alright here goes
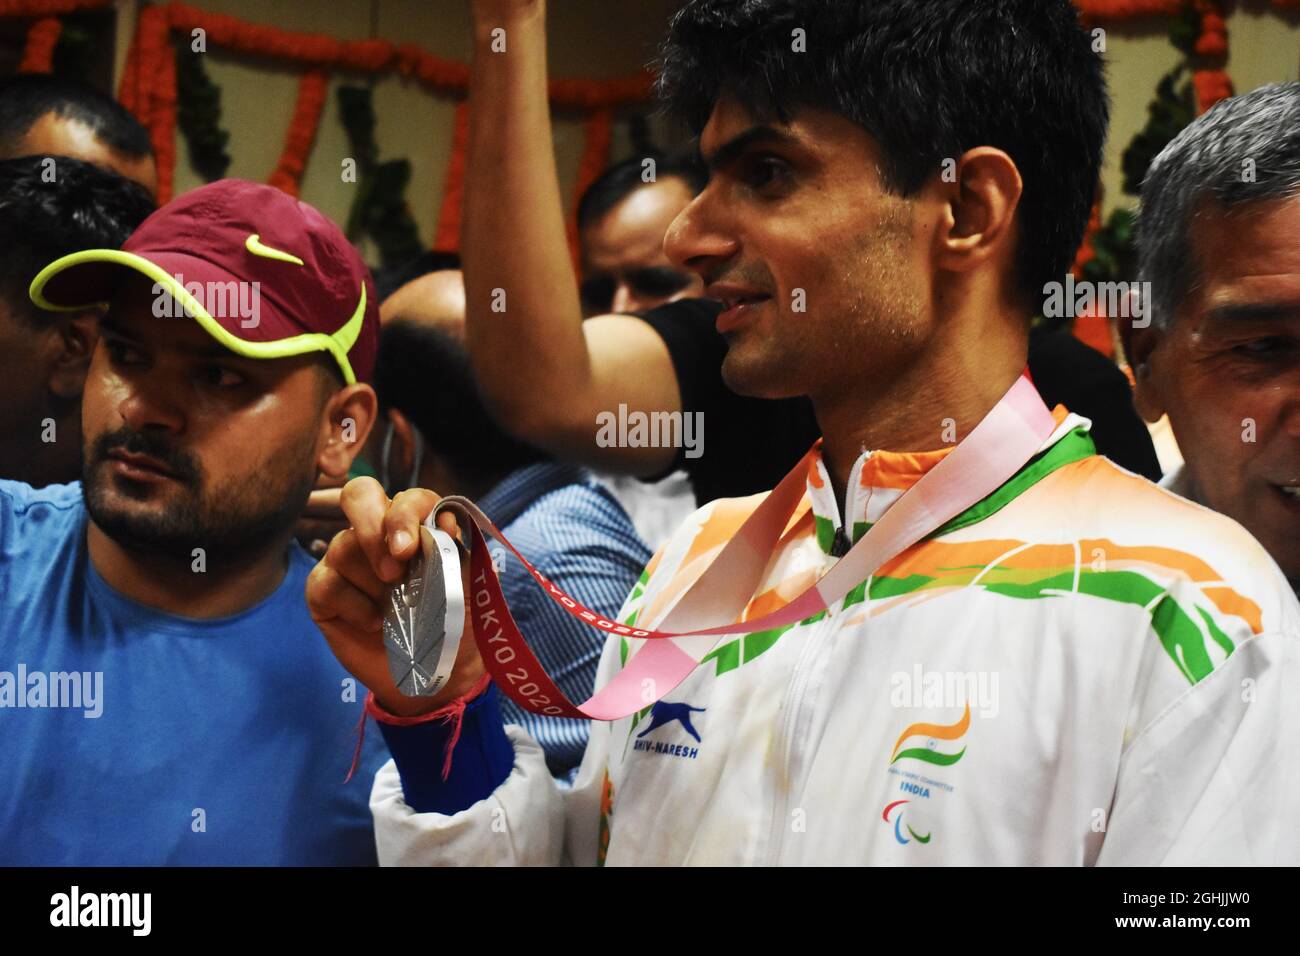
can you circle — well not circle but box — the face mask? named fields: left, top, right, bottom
left=378, top=420, right=426, bottom=497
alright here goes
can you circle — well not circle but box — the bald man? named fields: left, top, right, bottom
left=379, top=269, right=467, bottom=327
left=296, top=269, right=469, bottom=555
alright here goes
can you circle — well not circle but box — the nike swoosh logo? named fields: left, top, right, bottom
left=245, top=234, right=304, bottom=266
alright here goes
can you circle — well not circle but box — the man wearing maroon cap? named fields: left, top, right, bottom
left=0, top=180, right=387, bottom=865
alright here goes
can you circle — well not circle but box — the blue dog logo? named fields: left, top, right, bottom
left=637, top=701, right=706, bottom=743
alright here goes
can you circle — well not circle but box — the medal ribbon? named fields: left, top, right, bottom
left=433, top=375, right=1055, bottom=721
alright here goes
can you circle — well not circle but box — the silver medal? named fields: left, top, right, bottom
left=383, top=518, right=465, bottom=697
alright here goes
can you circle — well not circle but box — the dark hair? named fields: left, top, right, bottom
left=1138, top=82, right=1300, bottom=330
left=0, top=74, right=152, bottom=159
left=373, top=250, right=462, bottom=303
left=0, top=155, right=156, bottom=324
left=576, top=147, right=708, bottom=230
left=374, top=320, right=547, bottom=485
left=656, top=0, right=1110, bottom=307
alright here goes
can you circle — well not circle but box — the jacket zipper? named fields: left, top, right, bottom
left=765, top=461, right=862, bottom=862
left=765, top=602, right=835, bottom=864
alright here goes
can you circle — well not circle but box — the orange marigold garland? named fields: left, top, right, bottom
left=0, top=0, right=109, bottom=15
left=17, top=16, right=61, bottom=72
left=1071, top=0, right=1232, bottom=332
left=1193, top=69, right=1234, bottom=112
left=1191, top=0, right=1232, bottom=114
left=153, top=30, right=179, bottom=203
left=1069, top=197, right=1118, bottom=358
left=1194, top=7, right=1228, bottom=55
left=124, top=8, right=163, bottom=132
left=98, top=2, right=652, bottom=239
left=9, top=0, right=1273, bottom=255
left=433, top=100, right=471, bottom=253
left=117, top=30, right=142, bottom=116
left=133, top=4, right=179, bottom=202
left=567, top=106, right=615, bottom=263
left=158, top=2, right=647, bottom=109
left=398, top=40, right=471, bottom=90
left=1071, top=198, right=1103, bottom=278
left=268, top=70, right=329, bottom=198
left=1073, top=0, right=1186, bottom=22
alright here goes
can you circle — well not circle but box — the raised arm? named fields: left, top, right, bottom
left=462, top=0, right=681, bottom=477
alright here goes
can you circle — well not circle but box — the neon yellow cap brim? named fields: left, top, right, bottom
left=29, top=248, right=363, bottom=386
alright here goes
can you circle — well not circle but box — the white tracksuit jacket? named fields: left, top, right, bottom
left=369, top=413, right=1300, bottom=865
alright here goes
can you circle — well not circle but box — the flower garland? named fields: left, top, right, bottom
left=136, top=2, right=651, bottom=107
left=1069, top=199, right=1121, bottom=357
left=267, top=70, right=329, bottom=199
left=1070, top=0, right=1233, bottom=313
left=104, top=1, right=652, bottom=235
left=9, top=0, right=1291, bottom=256
left=1072, top=1, right=1233, bottom=117
left=1071, top=201, right=1102, bottom=280
left=0, top=0, right=108, bottom=15
left=17, top=16, right=61, bottom=72
left=8, top=0, right=112, bottom=74
left=1074, top=0, right=1186, bottom=20
left=134, top=3, right=178, bottom=201
left=1190, top=0, right=1232, bottom=114
left=433, top=101, right=472, bottom=253
left=117, top=21, right=142, bottom=115
left=567, top=107, right=615, bottom=263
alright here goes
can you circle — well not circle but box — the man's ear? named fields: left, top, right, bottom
left=1120, top=320, right=1167, bottom=424
left=318, top=382, right=378, bottom=479
left=48, top=312, right=99, bottom=401
left=931, top=147, right=1024, bottom=276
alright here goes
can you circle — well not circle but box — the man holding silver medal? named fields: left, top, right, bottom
left=361, top=296, right=651, bottom=782
left=307, top=0, right=1300, bottom=864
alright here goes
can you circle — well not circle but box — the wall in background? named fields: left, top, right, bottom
left=1102, top=4, right=1300, bottom=212
left=158, top=0, right=682, bottom=264
left=97, top=0, right=1300, bottom=261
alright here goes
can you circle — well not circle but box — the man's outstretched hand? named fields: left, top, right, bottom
left=306, top=477, right=485, bottom=717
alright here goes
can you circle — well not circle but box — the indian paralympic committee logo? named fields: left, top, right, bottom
left=881, top=703, right=970, bottom=846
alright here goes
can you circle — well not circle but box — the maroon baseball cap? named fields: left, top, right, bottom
left=29, top=179, right=379, bottom=385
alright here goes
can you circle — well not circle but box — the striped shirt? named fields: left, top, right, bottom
left=477, top=462, right=650, bottom=781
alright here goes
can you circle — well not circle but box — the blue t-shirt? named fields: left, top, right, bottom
left=0, top=480, right=385, bottom=865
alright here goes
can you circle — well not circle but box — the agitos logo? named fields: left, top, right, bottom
left=882, top=703, right=970, bottom=846
left=882, top=800, right=930, bottom=845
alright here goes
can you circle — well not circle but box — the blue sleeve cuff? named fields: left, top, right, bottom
left=376, top=683, right=515, bottom=815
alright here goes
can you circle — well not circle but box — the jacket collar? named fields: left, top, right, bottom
left=802, top=405, right=1087, bottom=555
